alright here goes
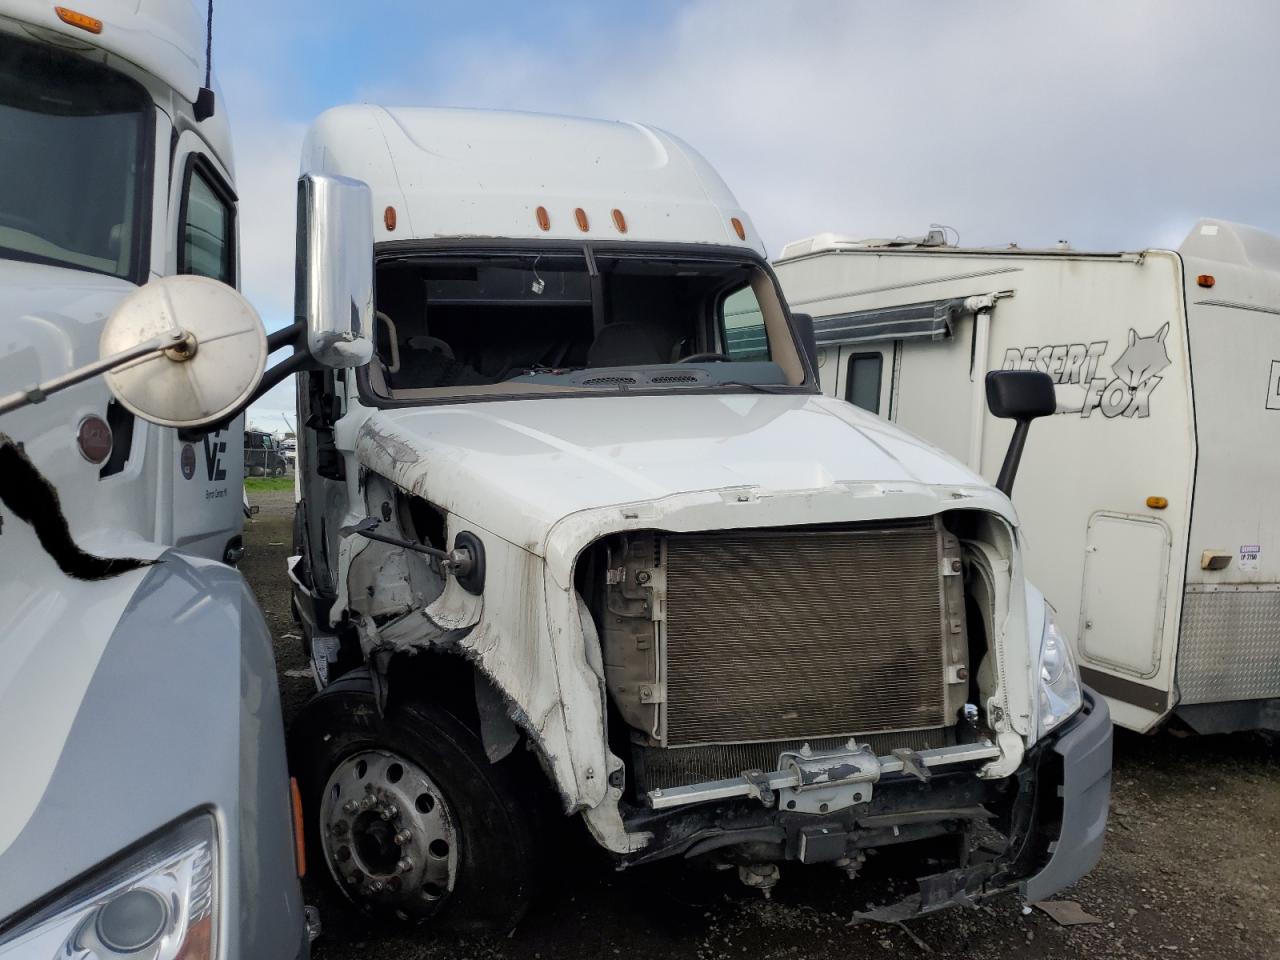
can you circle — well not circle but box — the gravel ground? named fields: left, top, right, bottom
left=242, top=488, right=1280, bottom=960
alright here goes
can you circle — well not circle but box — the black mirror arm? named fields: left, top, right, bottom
left=995, top=418, right=1032, bottom=497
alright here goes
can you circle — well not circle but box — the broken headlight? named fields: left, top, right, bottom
left=0, top=815, right=217, bottom=959
left=1036, top=602, right=1083, bottom=738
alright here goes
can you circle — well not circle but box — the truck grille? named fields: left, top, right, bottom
left=663, top=521, right=949, bottom=746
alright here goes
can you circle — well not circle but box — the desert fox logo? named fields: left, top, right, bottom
left=1113, top=323, right=1171, bottom=391
left=1001, top=323, right=1172, bottom=418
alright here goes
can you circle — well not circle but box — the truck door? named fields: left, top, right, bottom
left=165, top=133, right=244, bottom=559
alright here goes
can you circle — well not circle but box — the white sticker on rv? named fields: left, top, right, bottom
left=1000, top=323, right=1171, bottom=419
left=1240, top=545, right=1261, bottom=571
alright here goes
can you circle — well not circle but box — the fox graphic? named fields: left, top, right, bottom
left=1113, top=323, right=1171, bottom=391
left=1008, top=322, right=1172, bottom=418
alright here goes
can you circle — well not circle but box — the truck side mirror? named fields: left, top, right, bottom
left=0, top=275, right=267, bottom=429
left=790, top=312, right=819, bottom=386
left=985, top=370, right=1055, bottom=496
left=296, top=173, right=375, bottom=369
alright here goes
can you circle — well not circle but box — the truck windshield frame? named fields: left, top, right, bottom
left=0, top=34, right=154, bottom=285
left=359, top=239, right=816, bottom=409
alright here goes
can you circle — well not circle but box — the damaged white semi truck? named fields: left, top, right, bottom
left=286, top=106, right=1112, bottom=930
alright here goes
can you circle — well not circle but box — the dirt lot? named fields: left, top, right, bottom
left=242, top=487, right=1280, bottom=960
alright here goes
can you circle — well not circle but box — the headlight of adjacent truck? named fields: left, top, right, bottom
left=1037, top=602, right=1083, bottom=738
left=0, top=815, right=217, bottom=959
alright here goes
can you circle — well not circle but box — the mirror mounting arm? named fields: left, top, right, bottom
left=984, top=370, right=1056, bottom=498
left=0, top=331, right=187, bottom=418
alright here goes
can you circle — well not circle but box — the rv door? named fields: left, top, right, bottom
left=833, top=343, right=896, bottom=417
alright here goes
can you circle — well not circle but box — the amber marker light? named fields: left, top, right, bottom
left=612, top=208, right=627, bottom=233
left=536, top=206, right=551, bottom=231
left=383, top=206, right=397, bottom=231
left=1146, top=496, right=1169, bottom=509
left=731, top=217, right=746, bottom=241
left=290, top=777, right=306, bottom=877
left=55, top=6, right=102, bottom=32
left=1197, top=274, right=1215, bottom=288
left=574, top=208, right=590, bottom=232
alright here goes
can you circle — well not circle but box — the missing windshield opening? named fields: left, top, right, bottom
left=368, top=246, right=797, bottom=402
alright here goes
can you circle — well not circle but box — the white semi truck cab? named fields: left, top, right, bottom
left=0, top=4, right=342, bottom=956
left=286, top=106, right=1113, bottom=931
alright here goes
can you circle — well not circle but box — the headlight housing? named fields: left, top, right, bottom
left=1037, top=602, right=1083, bottom=738
left=0, top=814, right=217, bottom=959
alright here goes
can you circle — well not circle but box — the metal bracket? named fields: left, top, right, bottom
left=891, top=748, right=933, bottom=783
left=646, top=741, right=1001, bottom=811
left=742, top=769, right=776, bottom=808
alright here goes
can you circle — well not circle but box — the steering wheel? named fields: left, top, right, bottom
left=678, top=352, right=733, bottom=364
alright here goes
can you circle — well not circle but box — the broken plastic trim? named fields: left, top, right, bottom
left=0, top=436, right=151, bottom=580
left=645, top=741, right=1001, bottom=811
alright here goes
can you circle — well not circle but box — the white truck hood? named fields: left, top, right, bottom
left=356, top=392, right=1016, bottom=559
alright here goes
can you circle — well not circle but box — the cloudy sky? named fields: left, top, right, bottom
left=216, top=0, right=1280, bottom=430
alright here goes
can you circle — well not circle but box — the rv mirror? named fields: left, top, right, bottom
left=101, top=276, right=267, bottom=429
left=791, top=312, right=820, bottom=385
left=297, top=173, right=375, bottom=369
left=984, top=370, right=1055, bottom=497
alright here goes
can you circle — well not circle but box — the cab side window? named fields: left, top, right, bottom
left=179, top=157, right=235, bottom=285
left=721, top=285, right=770, bottom=361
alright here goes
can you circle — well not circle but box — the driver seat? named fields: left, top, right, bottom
left=586, top=322, right=664, bottom=367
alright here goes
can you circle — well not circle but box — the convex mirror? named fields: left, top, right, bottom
left=101, top=275, right=267, bottom=429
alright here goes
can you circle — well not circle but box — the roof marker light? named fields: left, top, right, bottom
left=536, top=206, right=551, bottom=231
left=383, top=206, right=397, bottom=232
left=1146, top=496, right=1168, bottom=510
left=55, top=6, right=102, bottom=32
left=574, top=208, right=590, bottom=232
left=731, top=217, right=746, bottom=241
left=612, top=209, right=627, bottom=234
left=1197, top=274, right=1215, bottom=288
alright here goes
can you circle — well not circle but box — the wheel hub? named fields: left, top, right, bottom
left=319, top=749, right=458, bottom=919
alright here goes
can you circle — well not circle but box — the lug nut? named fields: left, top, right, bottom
left=398, top=858, right=414, bottom=874
left=345, top=875, right=358, bottom=886
left=335, top=845, right=352, bottom=862
left=332, top=820, right=349, bottom=836
left=368, top=880, right=385, bottom=893
left=359, top=795, right=378, bottom=811
left=380, top=803, right=400, bottom=821
left=394, top=829, right=413, bottom=846
left=342, top=800, right=359, bottom=814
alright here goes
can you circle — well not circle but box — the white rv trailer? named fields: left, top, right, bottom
left=773, top=220, right=1280, bottom=735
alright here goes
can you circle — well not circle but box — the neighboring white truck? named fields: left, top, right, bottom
left=0, top=4, right=372, bottom=955
left=772, top=220, right=1280, bottom=735
left=287, top=106, right=1112, bottom=931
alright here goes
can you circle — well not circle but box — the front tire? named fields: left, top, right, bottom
left=289, top=671, right=538, bottom=932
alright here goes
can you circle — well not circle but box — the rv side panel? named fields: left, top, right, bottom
left=1177, top=222, right=1280, bottom=718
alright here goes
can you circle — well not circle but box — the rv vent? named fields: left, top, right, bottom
left=582, top=375, right=638, bottom=386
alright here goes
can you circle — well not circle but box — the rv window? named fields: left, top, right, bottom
left=845, top=352, right=882, bottom=413
left=179, top=159, right=236, bottom=285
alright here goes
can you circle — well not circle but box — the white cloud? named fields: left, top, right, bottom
left=230, top=0, right=1280, bottom=427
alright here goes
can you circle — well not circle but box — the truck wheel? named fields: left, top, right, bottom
left=290, top=671, right=537, bottom=932
left=250, top=465, right=265, bottom=477
left=273, top=463, right=287, bottom=477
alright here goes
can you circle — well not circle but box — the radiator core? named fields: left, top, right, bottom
left=661, top=521, right=950, bottom=747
